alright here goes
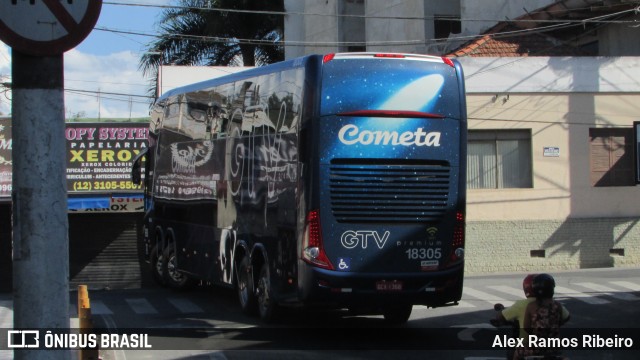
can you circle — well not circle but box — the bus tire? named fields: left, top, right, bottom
left=149, top=244, right=166, bottom=286
left=236, top=255, right=257, bottom=316
left=382, top=303, right=412, bottom=325
left=256, top=263, right=278, bottom=323
left=162, top=245, right=194, bottom=290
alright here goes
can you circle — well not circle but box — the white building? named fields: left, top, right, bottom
left=284, top=0, right=560, bottom=58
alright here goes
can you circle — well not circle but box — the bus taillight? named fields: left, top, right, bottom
left=442, top=57, right=455, bottom=68
left=453, top=211, right=464, bottom=247
left=450, top=211, right=465, bottom=263
left=323, top=53, right=336, bottom=63
left=373, top=53, right=405, bottom=58
left=302, top=210, right=334, bottom=270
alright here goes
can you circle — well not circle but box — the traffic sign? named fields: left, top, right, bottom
left=0, top=0, right=102, bottom=56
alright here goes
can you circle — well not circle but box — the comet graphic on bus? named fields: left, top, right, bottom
left=378, top=74, right=445, bottom=112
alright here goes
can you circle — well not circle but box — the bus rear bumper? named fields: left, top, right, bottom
left=297, top=262, right=464, bottom=309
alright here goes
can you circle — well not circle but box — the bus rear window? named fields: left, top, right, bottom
left=320, top=58, right=461, bottom=119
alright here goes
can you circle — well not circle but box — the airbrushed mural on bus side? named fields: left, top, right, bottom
left=226, top=101, right=298, bottom=204
left=0, top=118, right=11, bottom=199
left=153, top=68, right=301, bottom=206
left=150, top=67, right=303, bottom=285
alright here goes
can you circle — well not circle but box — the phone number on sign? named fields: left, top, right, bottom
left=73, top=181, right=142, bottom=191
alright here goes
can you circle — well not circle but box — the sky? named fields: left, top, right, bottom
left=0, top=0, right=171, bottom=119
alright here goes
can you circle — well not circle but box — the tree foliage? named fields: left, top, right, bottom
left=139, top=0, right=284, bottom=96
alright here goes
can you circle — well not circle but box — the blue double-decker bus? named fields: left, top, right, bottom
left=132, top=52, right=467, bottom=323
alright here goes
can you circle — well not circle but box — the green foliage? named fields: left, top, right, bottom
left=140, top=0, right=284, bottom=101
left=139, top=0, right=284, bottom=84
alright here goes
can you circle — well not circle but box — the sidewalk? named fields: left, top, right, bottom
left=0, top=293, right=83, bottom=360
left=0, top=295, right=11, bottom=360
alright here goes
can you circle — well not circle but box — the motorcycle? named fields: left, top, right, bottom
left=490, top=303, right=519, bottom=360
left=490, top=303, right=568, bottom=360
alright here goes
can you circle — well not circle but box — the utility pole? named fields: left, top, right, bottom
left=11, top=51, right=69, bottom=360
left=0, top=2, right=102, bottom=358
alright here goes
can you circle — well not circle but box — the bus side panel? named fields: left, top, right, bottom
left=143, top=58, right=314, bottom=298
left=151, top=125, right=226, bottom=284
left=222, top=68, right=306, bottom=301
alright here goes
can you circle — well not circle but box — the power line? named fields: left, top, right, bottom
left=93, top=17, right=618, bottom=48
left=467, top=100, right=640, bottom=119
left=65, top=88, right=154, bottom=101
left=66, top=78, right=150, bottom=88
left=0, top=82, right=153, bottom=101
left=468, top=116, right=635, bottom=127
left=94, top=2, right=639, bottom=48
left=459, top=7, right=639, bottom=78
left=94, top=26, right=424, bottom=46
left=103, top=1, right=640, bottom=23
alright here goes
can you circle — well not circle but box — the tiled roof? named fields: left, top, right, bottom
left=447, top=0, right=639, bottom=57
left=448, top=23, right=592, bottom=57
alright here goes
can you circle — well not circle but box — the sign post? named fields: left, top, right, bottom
left=0, top=1, right=101, bottom=359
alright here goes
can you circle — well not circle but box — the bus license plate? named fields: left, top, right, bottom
left=376, top=281, right=402, bottom=292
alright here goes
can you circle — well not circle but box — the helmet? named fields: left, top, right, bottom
left=532, top=273, right=556, bottom=298
left=523, top=274, right=538, bottom=297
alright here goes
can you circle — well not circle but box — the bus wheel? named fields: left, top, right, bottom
left=236, top=256, right=257, bottom=315
left=382, top=303, right=412, bottom=325
left=256, top=263, right=278, bottom=323
left=163, top=246, right=193, bottom=290
left=149, top=244, right=166, bottom=286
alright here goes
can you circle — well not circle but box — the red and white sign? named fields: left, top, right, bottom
left=0, top=0, right=102, bottom=56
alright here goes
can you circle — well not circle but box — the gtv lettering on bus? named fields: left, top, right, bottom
left=338, top=124, right=441, bottom=146
left=341, top=230, right=390, bottom=249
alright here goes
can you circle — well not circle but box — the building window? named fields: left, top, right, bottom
left=467, top=130, right=533, bottom=189
left=346, top=45, right=366, bottom=52
left=589, top=128, right=634, bottom=187
left=339, top=0, right=365, bottom=52
left=434, top=15, right=461, bottom=41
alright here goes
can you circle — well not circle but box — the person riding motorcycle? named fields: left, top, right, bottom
left=491, top=273, right=538, bottom=340
left=515, top=273, right=571, bottom=360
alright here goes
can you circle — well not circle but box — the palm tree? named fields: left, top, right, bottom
left=140, top=0, right=284, bottom=97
